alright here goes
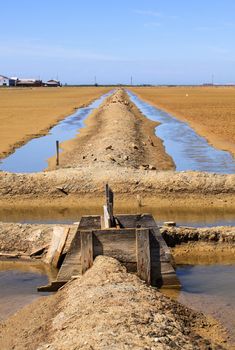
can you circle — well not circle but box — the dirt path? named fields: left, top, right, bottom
left=1, top=89, right=235, bottom=208
left=48, top=89, right=174, bottom=171
left=130, top=86, right=235, bottom=158
left=0, top=256, right=227, bottom=349
left=0, top=87, right=111, bottom=159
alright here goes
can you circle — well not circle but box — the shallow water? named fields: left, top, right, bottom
left=127, top=91, right=235, bottom=174
left=0, top=91, right=113, bottom=173
left=0, top=205, right=234, bottom=227
left=175, top=264, right=235, bottom=342
left=0, top=261, right=57, bottom=321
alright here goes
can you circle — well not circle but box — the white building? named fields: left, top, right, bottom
left=0, top=75, right=9, bottom=86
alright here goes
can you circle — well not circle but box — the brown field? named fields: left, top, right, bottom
left=0, top=87, right=111, bottom=158
left=130, top=86, right=235, bottom=157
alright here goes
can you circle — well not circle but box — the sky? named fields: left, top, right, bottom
left=1, top=0, right=235, bottom=85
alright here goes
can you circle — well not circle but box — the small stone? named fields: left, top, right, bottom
left=149, top=165, right=156, bottom=170
left=131, top=143, right=138, bottom=150
left=123, top=155, right=129, bottom=161
left=164, top=221, right=176, bottom=227
left=105, top=145, right=113, bottom=150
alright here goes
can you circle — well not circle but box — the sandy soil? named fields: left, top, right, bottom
left=48, top=89, right=174, bottom=171
left=0, top=256, right=227, bottom=350
left=130, top=86, right=235, bottom=157
left=0, top=87, right=111, bottom=159
left=1, top=166, right=235, bottom=209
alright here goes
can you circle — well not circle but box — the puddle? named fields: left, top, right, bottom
left=164, top=263, right=235, bottom=343
left=0, top=261, right=57, bottom=321
left=127, top=91, right=235, bottom=174
left=0, top=90, right=113, bottom=173
left=0, top=205, right=234, bottom=227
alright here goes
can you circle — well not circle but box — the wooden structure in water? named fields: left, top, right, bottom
left=38, top=186, right=179, bottom=291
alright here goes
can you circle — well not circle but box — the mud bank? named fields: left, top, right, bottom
left=1, top=168, right=235, bottom=208
left=47, top=89, right=174, bottom=171
left=0, top=256, right=226, bottom=349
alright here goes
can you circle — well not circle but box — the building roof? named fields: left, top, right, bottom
left=0, top=75, right=9, bottom=80
left=47, top=79, right=60, bottom=83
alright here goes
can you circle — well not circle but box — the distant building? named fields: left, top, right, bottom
left=45, top=79, right=61, bottom=87
left=9, top=77, right=18, bottom=86
left=0, top=75, right=9, bottom=86
left=16, top=79, right=43, bottom=87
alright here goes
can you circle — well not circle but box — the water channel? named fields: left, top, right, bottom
left=127, top=91, right=235, bottom=174
left=0, top=90, right=113, bottom=173
left=175, top=264, right=235, bottom=343
left=0, top=261, right=57, bottom=321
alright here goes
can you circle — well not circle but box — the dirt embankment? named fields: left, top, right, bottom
left=1, top=89, right=235, bottom=208
left=161, top=225, right=235, bottom=264
left=1, top=167, right=235, bottom=209
left=0, top=256, right=227, bottom=350
left=48, top=89, right=174, bottom=171
left=1, top=222, right=235, bottom=253
left=130, top=87, right=235, bottom=158
left=0, top=87, right=111, bottom=159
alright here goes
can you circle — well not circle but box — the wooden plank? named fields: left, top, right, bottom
left=136, top=228, right=151, bottom=285
left=51, top=228, right=70, bottom=268
left=56, top=229, right=82, bottom=281
left=93, top=228, right=136, bottom=262
left=79, top=215, right=101, bottom=230
left=103, top=205, right=111, bottom=228
left=105, top=184, right=114, bottom=226
left=81, top=230, right=93, bottom=274
left=44, top=226, right=66, bottom=265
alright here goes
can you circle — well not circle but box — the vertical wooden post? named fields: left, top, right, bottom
left=56, top=140, right=59, bottom=166
left=136, top=228, right=151, bottom=285
left=105, top=184, right=114, bottom=227
left=80, top=230, right=93, bottom=274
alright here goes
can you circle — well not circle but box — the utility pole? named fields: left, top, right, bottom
left=212, top=74, right=214, bottom=85
left=130, top=76, right=133, bottom=86
left=94, top=76, right=97, bottom=85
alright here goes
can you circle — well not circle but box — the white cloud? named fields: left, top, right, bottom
left=144, top=22, right=161, bottom=27
left=134, top=9, right=162, bottom=17
left=0, top=40, right=126, bottom=62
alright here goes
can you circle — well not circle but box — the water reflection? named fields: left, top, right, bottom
left=127, top=91, right=235, bottom=174
left=0, top=91, right=113, bottom=173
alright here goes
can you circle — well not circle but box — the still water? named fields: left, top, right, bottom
left=176, top=264, right=235, bottom=343
left=0, top=91, right=113, bottom=173
left=127, top=91, right=235, bottom=174
left=0, top=261, right=57, bottom=321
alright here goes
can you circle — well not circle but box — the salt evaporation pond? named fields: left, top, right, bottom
left=127, top=91, right=235, bottom=174
left=0, top=90, right=113, bottom=173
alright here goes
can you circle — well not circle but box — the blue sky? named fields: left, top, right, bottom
left=1, top=0, right=235, bottom=85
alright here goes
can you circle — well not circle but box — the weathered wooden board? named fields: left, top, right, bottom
left=81, top=230, right=93, bottom=274
left=44, top=226, right=67, bottom=265
left=136, top=228, right=151, bottom=284
left=93, top=228, right=136, bottom=262
left=57, top=228, right=82, bottom=281
left=52, top=228, right=70, bottom=268
left=79, top=215, right=101, bottom=230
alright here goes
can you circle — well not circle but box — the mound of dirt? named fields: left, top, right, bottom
left=0, top=256, right=226, bottom=350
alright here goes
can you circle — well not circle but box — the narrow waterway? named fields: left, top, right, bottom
left=127, top=91, right=235, bottom=174
left=0, top=90, right=113, bottom=173
left=175, top=264, right=235, bottom=343
left=0, top=205, right=234, bottom=227
left=0, top=261, right=57, bottom=321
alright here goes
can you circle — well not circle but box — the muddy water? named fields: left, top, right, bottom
left=0, top=205, right=234, bottom=227
left=0, top=91, right=113, bottom=173
left=0, top=261, right=57, bottom=321
left=164, top=263, right=235, bottom=344
left=127, top=91, right=235, bottom=174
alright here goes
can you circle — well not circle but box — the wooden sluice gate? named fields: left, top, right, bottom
left=38, top=186, right=180, bottom=291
